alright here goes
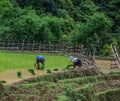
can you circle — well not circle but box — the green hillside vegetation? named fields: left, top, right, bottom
left=0, top=0, right=120, bottom=55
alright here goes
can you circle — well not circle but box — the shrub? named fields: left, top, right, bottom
left=17, top=71, right=22, bottom=78
left=28, top=69, right=36, bottom=75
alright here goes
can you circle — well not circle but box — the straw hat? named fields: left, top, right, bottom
left=69, top=56, right=74, bottom=61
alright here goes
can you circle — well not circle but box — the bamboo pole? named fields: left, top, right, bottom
left=110, top=44, right=120, bottom=69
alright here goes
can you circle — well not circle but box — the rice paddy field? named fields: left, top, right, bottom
left=0, top=51, right=71, bottom=85
left=0, top=51, right=120, bottom=101
left=0, top=51, right=70, bottom=73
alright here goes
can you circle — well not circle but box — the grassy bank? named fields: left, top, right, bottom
left=0, top=51, right=70, bottom=72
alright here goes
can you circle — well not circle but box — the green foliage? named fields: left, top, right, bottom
left=111, top=38, right=118, bottom=46
left=70, top=13, right=112, bottom=55
left=0, top=84, right=9, bottom=97
left=1, top=80, right=7, bottom=83
left=101, top=44, right=111, bottom=56
left=46, top=69, right=52, bottom=73
left=53, top=68, right=59, bottom=71
left=0, top=52, right=70, bottom=73
left=96, top=89, right=120, bottom=101
left=0, top=0, right=120, bottom=55
left=28, top=69, right=36, bottom=75
left=66, top=65, right=72, bottom=70
left=72, top=0, right=98, bottom=22
left=63, top=86, right=86, bottom=101
left=0, top=26, right=10, bottom=40
left=39, top=65, right=45, bottom=70
left=17, top=71, right=22, bottom=78
left=109, top=71, right=120, bottom=76
left=0, top=0, right=14, bottom=17
left=10, top=8, right=41, bottom=41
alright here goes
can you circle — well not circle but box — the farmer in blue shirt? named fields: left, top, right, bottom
left=35, top=55, right=45, bottom=73
left=69, top=56, right=82, bottom=69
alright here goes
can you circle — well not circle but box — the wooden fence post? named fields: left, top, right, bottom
left=32, top=41, right=35, bottom=51
left=48, top=41, right=50, bottom=52
left=27, top=40, right=29, bottom=51
left=7, top=40, right=10, bottom=50
left=39, top=42, right=41, bottom=52
left=17, top=40, right=19, bottom=51
left=93, top=48, right=96, bottom=58
left=21, top=40, right=24, bottom=52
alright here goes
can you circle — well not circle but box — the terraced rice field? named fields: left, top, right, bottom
left=0, top=68, right=120, bottom=101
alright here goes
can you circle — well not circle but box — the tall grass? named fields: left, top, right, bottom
left=0, top=51, right=70, bottom=72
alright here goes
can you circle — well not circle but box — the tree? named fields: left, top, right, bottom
left=0, top=0, right=13, bottom=17
left=9, top=8, right=40, bottom=41
left=101, top=44, right=111, bottom=56
left=35, top=16, right=64, bottom=42
left=70, top=13, right=112, bottom=54
left=0, top=0, right=14, bottom=40
left=72, top=0, right=98, bottom=22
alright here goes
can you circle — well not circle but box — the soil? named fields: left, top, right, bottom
left=93, top=80, right=120, bottom=93
left=95, top=60, right=119, bottom=73
left=0, top=82, right=3, bottom=92
left=0, top=81, right=63, bottom=101
left=0, top=69, right=46, bottom=85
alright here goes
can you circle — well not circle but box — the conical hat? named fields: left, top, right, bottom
left=69, top=56, right=74, bottom=60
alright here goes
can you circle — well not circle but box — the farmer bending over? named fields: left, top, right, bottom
left=69, top=56, right=82, bottom=69
left=35, top=55, right=45, bottom=73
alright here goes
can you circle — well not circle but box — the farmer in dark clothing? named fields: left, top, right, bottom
left=69, top=56, right=82, bottom=69
left=35, top=55, right=45, bottom=73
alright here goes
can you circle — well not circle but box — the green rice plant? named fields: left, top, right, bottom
left=53, top=68, right=59, bottom=71
left=61, top=68, right=66, bottom=71
left=57, top=94, right=67, bottom=101
left=39, top=65, right=45, bottom=70
left=46, top=69, right=52, bottom=73
left=78, top=84, right=97, bottom=101
left=63, top=85, right=86, bottom=101
left=1, top=80, right=7, bottom=83
left=64, top=72, right=72, bottom=78
left=109, top=71, right=120, bottom=76
left=28, top=69, right=36, bottom=75
left=66, top=65, right=72, bottom=70
left=17, top=71, right=22, bottom=78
